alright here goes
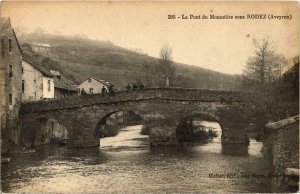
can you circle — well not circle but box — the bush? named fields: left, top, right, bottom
left=140, top=125, right=151, bottom=135
left=207, top=129, right=218, bottom=138
left=99, top=126, right=119, bottom=138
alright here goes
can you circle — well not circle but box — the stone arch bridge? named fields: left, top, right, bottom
left=20, top=88, right=251, bottom=148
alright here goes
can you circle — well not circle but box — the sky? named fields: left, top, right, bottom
left=0, top=1, right=299, bottom=74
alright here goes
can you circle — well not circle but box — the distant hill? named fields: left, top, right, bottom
left=18, top=33, right=237, bottom=90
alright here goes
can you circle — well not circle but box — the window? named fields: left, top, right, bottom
left=8, top=38, right=12, bottom=53
left=9, top=93, right=12, bottom=105
left=89, top=88, right=93, bottom=93
left=77, top=88, right=81, bottom=94
left=88, top=78, right=92, bottom=83
left=34, top=79, right=36, bottom=84
left=48, top=80, right=51, bottom=92
left=1, top=38, right=4, bottom=57
left=22, top=80, right=25, bottom=93
left=9, top=64, right=12, bottom=78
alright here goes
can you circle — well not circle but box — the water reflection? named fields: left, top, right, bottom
left=1, top=124, right=271, bottom=193
left=222, top=143, right=249, bottom=156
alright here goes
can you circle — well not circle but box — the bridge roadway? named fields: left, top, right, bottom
left=20, top=88, right=250, bottom=148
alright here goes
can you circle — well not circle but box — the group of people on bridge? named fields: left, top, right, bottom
left=101, top=84, right=115, bottom=95
left=80, top=84, right=115, bottom=96
left=80, top=81, right=145, bottom=96
left=125, top=81, right=144, bottom=91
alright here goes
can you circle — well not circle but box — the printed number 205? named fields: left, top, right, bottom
left=168, top=15, right=176, bottom=19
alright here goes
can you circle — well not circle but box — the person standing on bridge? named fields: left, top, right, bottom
left=139, top=82, right=144, bottom=89
left=101, top=86, right=108, bottom=96
left=125, top=84, right=131, bottom=91
left=81, top=88, right=87, bottom=95
left=108, top=84, right=115, bottom=95
left=132, top=83, right=138, bottom=90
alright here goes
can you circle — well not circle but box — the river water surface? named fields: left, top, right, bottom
left=1, top=123, right=272, bottom=193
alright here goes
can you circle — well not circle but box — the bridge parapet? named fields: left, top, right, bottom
left=21, top=88, right=246, bottom=113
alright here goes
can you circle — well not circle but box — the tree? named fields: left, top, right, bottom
left=156, top=44, right=176, bottom=86
left=141, top=44, right=195, bottom=88
left=238, top=38, right=293, bottom=132
left=159, top=44, right=175, bottom=77
left=243, top=38, right=286, bottom=88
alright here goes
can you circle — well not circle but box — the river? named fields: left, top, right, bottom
left=1, top=123, right=272, bottom=193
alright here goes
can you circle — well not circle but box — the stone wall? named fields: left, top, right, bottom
left=264, top=115, right=299, bottom=193
left=0, top=18, right=23, bottom=154
left=21, top=60, right=45, bottom=101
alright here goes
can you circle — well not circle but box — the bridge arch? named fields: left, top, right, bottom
left=176, top=111, right=222, bottom=143
left=34, top=117, right=68, bottom=146
left=94, top=110, right=143, bottom=138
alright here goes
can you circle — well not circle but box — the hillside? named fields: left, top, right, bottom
left=18, top=33, right=236, bottom=90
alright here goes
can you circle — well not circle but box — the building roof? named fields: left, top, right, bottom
left=13, top=29, right=23, bottom=56
left=54, top=78, right=77, bottom=91
left=79, top=77, right=110, bottom=87
left=51, top=70, right=77, bottom=91
left=50, top=70, right=61, bottom=76
left=33, top=42, right=51, bottom=48
left=0, top=17, right=23, bottom=55
left=23, top=56, right=54, bottom=77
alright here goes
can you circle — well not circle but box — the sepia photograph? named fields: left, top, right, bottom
left=0, top=0, right=299, bottom=193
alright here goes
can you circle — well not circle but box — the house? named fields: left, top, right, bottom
left=50, top=70, right=77, bottom=99
left=21, top=56, right=54, bottom=101
left=0, top=17, right=23, bottom=152
left=77, top=77, right=110, bottom=94
left=32, top=42, right=51, bottom=53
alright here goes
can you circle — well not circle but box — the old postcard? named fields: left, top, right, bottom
left=0, top=0, right=299, bottom=193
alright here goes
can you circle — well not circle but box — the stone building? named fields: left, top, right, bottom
left=32, top=42, right=51, bottom=53
left=77, top=77, right=110, bottom=94
left=21, top=57, right=55, bottom=101
left=50, top=70, right=77, bottom=99
left=0, top=17, right=23, bottom=153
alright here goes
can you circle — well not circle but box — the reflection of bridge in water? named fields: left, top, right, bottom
left=21, top=88, right=251, bottom=148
